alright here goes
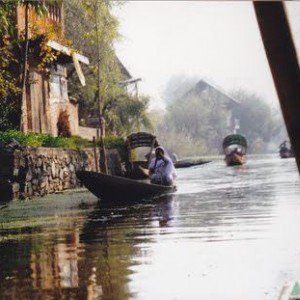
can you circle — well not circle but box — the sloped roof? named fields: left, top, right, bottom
left=186, top=79, right=240, bottom=105
left=116, top=56, right=132, bottom=80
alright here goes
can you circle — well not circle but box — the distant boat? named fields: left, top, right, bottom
left=222, top=134, right=247, bottom=166
left=77, top=170, right=176, bottom=203
left=174, top=158, right=211, bottom=168
left=279, top=140, right=294, bottom=158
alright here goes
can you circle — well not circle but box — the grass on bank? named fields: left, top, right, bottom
left=0, top=130, right=127, bottom=154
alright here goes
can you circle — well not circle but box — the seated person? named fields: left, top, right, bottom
left=148, top=146, right=177, bottom=186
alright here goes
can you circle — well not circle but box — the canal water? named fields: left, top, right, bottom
left=1, top=155, right=300, bottom=300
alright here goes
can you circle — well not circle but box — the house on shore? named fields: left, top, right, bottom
left=14, top=2, right=95, bottom=138
left=184, top=79, right=240, bottom=133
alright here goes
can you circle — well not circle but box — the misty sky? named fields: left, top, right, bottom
left=114, top=1, right=300, bottom=110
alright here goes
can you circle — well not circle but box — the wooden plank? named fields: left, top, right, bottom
left=253, top=2, right=300, bottom=173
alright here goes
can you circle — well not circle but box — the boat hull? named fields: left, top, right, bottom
left=77, top=171, right=175, bottom=203
left=225, top=153, right=246, bottom=166
left=280, top=149, right=294, bottom=159
left=174, top=159, right=211, bottom=168
left=223, top=134, right=247, bottom=166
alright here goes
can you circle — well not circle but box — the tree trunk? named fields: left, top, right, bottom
left=95, top=1, right=108, bottom=174
left=20, top=3, right=29, bottom=132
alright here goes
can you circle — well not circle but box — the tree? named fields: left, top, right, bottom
left=162, top=74, right=198, bottom=105
left=0, top=2, right=22, bottom=130
left=157, top=73, right=281, bottom=156
left=158, top=84, right=229, bottom=156
left=64, top=0, right=152, bottom=137
left=105, top=94, right=153, bottom=135
left=231, top=90, right=281, bottom=153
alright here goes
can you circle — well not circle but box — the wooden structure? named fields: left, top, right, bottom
left=253, top=2, right=300, bottom=173
left=184, top=79, right=240, bottom=133
left=76, top=170, right=175, bottom=204
left=125, top=132, right=159, bottom=179
left=15, top=1, right=89, bottom=137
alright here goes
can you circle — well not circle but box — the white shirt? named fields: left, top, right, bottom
left=149, top=156, right=177, bottom=185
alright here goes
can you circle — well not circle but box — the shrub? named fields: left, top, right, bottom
left=104, top=135, right=127, bottom=161
left=0, top=131, right=128, bottom=156
left=0, top=130, right=90, bottom=150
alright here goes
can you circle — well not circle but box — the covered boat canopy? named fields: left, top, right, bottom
left=126, top=132, right=159, bottom=149
left=222, top=134, right=247, bottom=155
left=125, top=132, right=159, bottom=179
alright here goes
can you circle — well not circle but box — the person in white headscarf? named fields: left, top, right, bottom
left=148, top=146, right=177, bottom=186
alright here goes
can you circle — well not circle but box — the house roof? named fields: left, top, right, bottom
left=46, top=40, right=89, bottom=86
left=47, top=40, right=89, bottom=65
left=187, top=79, right=240, bottom=105
left=116, top=56, right=132, bottom=80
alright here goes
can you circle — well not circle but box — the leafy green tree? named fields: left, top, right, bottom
left=231, top=90, right=281, bottom=153
left=64, top=0, right=152, bottom=137
left=159, top=88, right=229, bottom=156
left=105, top=94, right=153, bottom=135
left=157, top=73, right=283, bottom=156
left=0, top=2, right=22, bottom=130
left=65, top=0, right=121, bottom=127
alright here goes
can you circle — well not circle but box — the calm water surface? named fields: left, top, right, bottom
left=1, top=155, right=300, bottom=299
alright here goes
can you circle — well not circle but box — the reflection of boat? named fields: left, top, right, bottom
left=77, top=170, right=176, bottom=203
left=279, top=141, right=294, bottom=158
left=222, top=134, right=247, bottom=166
left=125, top=132, right=159, bottom=179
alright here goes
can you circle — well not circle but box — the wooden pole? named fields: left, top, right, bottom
left=253, top=1, right=300, bottom=174
left=95, top=1, right=108, bottom=174
left=20, top=3, right=30, bottom=132
left=93, top=136, right=99, bottom=173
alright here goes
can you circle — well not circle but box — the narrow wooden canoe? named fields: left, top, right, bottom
left=76, top=170, right=176, bottom=203
left=174, top=159, right=211, bottom=168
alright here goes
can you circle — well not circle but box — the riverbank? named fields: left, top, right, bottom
left=0, top=188, right=98, bottom=241
left=0, top=144, right=122, bottom=201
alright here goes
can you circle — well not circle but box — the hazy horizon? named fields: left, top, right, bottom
left=114, top=1, right=300, bottom=110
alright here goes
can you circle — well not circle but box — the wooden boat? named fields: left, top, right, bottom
left=125, top=132, right=159, bottom=179
left=279, top=141, right=294, bottom=158
left=77, top=170, right=176, bottom=203
left=174, top=158, right=211, bottom=168
left=222, top=134, right=247, bottom=166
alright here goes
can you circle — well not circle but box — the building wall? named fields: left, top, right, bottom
left=16, top=3, right=64, bottom=39
left=26, top=64, right=80, bottom=137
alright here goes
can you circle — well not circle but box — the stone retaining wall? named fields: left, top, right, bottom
left=0, top=146, right=122, bottom=201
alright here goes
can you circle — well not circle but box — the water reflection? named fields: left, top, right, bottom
left=0, top=193, right=175, bottom=299
left=79, top=194, right=176, bottom=299
left=1, top=156, right=300, bottom=299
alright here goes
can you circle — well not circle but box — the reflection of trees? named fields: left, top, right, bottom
left=0, top=195, right=174, bottom=299
left=80, top=194, right=174, bottom=299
